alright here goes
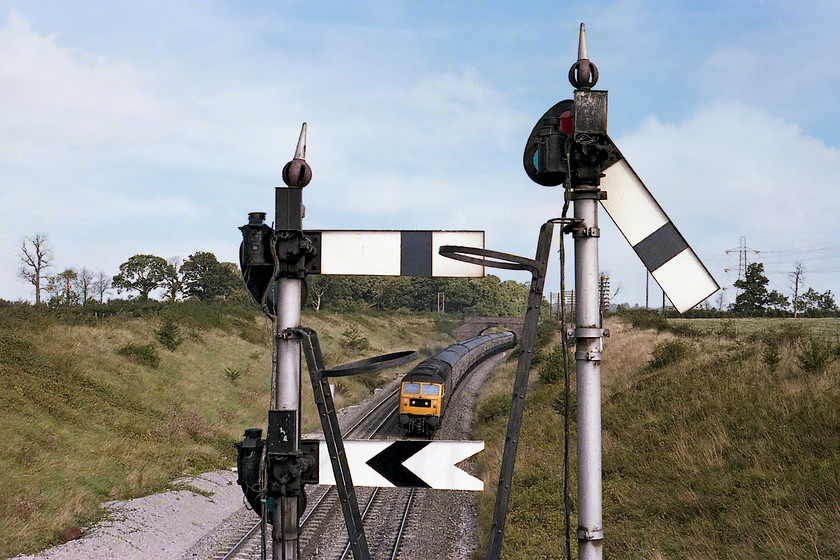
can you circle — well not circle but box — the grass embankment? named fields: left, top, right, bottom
left=0, top=302, right=452, bottom=558
left=475, top=314, right=840, bottom=559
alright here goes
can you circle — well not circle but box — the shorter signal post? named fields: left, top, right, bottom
left=236, top=124, right=491, bottom=560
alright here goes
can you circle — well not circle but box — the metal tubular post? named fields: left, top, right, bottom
left=272, top=278, right=302, bottom=560
left=274, top=278, right=303, bottom=415
left=573, top=191, right=603, bottom=560
left=271, top=174, right=305, bottom=560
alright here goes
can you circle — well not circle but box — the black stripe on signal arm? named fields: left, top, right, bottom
left=633, top=221, right=689, bottom=272
left=400, top=231, right=433, bottom=277
left=366, top=441, right=431, bottom=488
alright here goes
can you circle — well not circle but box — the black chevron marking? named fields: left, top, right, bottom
left=366, top=441, right=432, bottom=488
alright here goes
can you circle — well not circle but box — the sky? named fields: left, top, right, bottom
left=2, top=0, right=840, bottom=309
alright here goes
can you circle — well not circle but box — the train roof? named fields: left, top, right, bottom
left=402, top=359, right=448, bottom=384
left=402, top=330, right=516, bottom=383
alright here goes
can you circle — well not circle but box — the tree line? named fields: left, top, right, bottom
left=729, top=262, right=837, bottom=316
left=305, top=274, right=531, bottom=315
left=17, top=233, right=241, bottom=306
left=20, top=234, right=836, bottom=318
left=16, top=233, right=535, bottom=316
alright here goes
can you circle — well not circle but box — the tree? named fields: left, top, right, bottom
left=18, top=233, right=52, bottom=304
left=789, top=263, right=805, bottom=318
left=112, top=255, right=169, bottom=300
left=91, top=271, right=111, bottom=303
left=732, top=262, right=774, bottom=315
left=47, top=269, right=79, bottom=306
left=308, top=277, right=327, bottom=311
left=180, top=252, right=242, bottom=301
left=73, top=267, right=95, bottom=304
left=161, top=257, right=183, bottom=301
left=800, top=288, right=838, bottom=314
left=766, top=290, right=790, bottom=312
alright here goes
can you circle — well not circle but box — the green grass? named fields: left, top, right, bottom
left=0, top=303, right=447, bottom=558
left=669, top=316, right=840, bottom=339
left=474, top=317, right=840, bottom=559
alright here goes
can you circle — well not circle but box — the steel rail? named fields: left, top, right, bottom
left=219, top=518, right=262, bottom=560
left=339, top=487, right=380, bottom=560
left=390, top=488, right=416, bottom=560
left=344, top=387, right=400, bottom=435
left=218, top=385, right=399, bottom=560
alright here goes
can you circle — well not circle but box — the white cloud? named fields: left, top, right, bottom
left=0, top=11, right=175, bottom=155
left=602, top=100, right=840, bottom=305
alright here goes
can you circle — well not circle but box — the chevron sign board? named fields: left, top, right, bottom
left=309, top=230, right=485, bottom=277
left=599, top=153, right=719, bottom=313
left=317, top=440, right=484, bottom=490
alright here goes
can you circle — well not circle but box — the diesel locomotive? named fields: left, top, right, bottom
left=399, top=330, right=517, bottom=436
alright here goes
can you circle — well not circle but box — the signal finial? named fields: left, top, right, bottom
left=578, top=22, right=589, bottom=61
left=294, top=122, right=307, bottom=160
left=283, top=122, right=312, bottom=188
left=569, top=23, right=599, bottom=90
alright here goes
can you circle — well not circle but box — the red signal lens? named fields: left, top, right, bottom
left=559, top=110, right=574, bottom=135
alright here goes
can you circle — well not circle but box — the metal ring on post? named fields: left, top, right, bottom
left=323, top=350, right=417, bottom=378
left=438, top=245, right=540, bottom=274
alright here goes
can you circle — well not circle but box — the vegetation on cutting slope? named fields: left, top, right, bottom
left=474, top=315, right=840, bottom=559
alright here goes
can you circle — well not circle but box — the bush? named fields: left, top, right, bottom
left=796, top=337, right=839, bottom=373
left=648, top=339, right=695, bottom=369
left=476, top=393, right=511, bottom=425
left=669, top=322, right=700, bottom=338
left=234, top=318, right=267, bottom=346
left=539, top=344, right=567, bottom=385
left=715, top=319, right=738, bottom=339
left=116, top=342, right=160, bottom=369
left=762, top=344, right=781, bottom=368
left=618, top=309, right=669, bottom=331
left=757, top=323, right=808, bottom=348
left=531, top=319, right=560, bottom=365
left=156, top=317, right=183, bottom=351
left=340, top=326, right=369, bottom=353
left=223, top=366, right=241, bottom=383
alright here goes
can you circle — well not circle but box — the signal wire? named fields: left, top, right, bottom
left=560, top=137, right=574, bottom=560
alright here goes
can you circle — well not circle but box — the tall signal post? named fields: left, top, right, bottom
left=522, top=24, right=719, bottom=559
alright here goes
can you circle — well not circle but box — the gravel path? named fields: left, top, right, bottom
left=14, top=471, right=246, bottom=560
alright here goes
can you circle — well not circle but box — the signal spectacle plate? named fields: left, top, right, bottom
left=523, top=99, right=575, bottom=187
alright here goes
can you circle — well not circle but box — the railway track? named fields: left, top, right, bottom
left=210, top=350, right=505, bottom=560
left=212, top=386, right=401, bottom=560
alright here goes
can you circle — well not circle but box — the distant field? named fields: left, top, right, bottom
left=670, top=316, right=840, bottom=338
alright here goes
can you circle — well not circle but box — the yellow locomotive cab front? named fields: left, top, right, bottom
left=399, top=382, right=443, bottom=434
